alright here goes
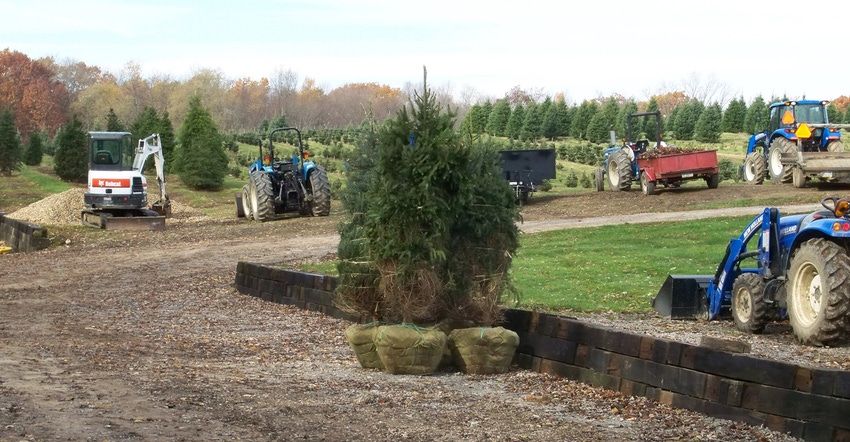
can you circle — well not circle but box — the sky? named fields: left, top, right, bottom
left=3, top=0, right=849, bottom=105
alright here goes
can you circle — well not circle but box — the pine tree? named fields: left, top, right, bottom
left=643, top=97, right=664, bottom=137
left=695, top=103, right=723, bottom=143
left=357, top=69, right=519, bottom=325
left=22, top=131, right=44, bottom=166
left=616, top=100, right=639, bottom=140
left=461, top=103, right=484, bottom=135
left=541, top=100, right=562, bottom=140
left=585, top=111, right=611, bottom=144
left=175, top=95, right=228, bottom=190
left=674, top=100, right=704, bottom=140
left=158, top=111, right=176, bottom=172
left=827, top=103, right=843, bottom=124
left=744, top=96, right=768, bottom=133
left=53, top=115, right=88, bottom=182
left=478, top=100, right=493, bottom=133
left=520, top=102, right=541, bottom=140
left=506, top=103, right=525, bottom=140
left=571, top=100, right=598, bottom=140
left=105, top=108, right=125, bottom=132
left=0, top=109, right=22, bottom=176
left=722, top=97, right=747, bottom=133
left=486, top=99, right=511, bottom=136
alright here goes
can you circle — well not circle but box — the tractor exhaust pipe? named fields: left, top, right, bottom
left=651, top=274, right=712, bottom=320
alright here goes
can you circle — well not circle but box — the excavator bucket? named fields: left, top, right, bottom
left=651, top=274, right=712, bottom=319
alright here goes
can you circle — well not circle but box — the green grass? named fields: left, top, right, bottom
left=510, top=215, right=754, bottom=313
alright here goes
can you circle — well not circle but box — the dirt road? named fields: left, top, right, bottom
left=1, top=182, right=844, bottom=441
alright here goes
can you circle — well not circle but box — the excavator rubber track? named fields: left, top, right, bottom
left=81, top=209, right=166, bottom=231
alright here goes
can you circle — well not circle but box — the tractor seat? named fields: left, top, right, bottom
left=94, top=150, right=114, bottom=164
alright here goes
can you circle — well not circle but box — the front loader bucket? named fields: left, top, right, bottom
left=651, top=274, right=712, bottom=319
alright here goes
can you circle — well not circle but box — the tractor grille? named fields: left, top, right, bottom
left=132, top=177, right=144, bottom=193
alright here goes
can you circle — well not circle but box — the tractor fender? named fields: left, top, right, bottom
left=301, top=161, right=317, bottom=181
left=789, top=218, right=850, bottom=254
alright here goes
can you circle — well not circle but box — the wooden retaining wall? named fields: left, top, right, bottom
left=0, top=213, right=51, bottom=253
left=234, top=261, right=850, bottom=442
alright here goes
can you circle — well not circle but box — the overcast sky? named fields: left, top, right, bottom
left=3, top=0, right=848, bottom=105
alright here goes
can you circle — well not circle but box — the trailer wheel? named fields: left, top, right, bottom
left=768, top=138, right=795, bottom=183
left=742, top=152, right=765, bottom=185
left=706, top=173, right=720, bottom=189
left=241, top=184, right=253, bottom=220
left=594, top=167, right=605, bottom=192
left=249, top=171, right=275, bottom=222
left=307, top=165, right=331, bottom=216
left=640, top=171, right=655, bottom=195
left=731, top=273, right=769, bottom=334
left=607, top=149, right=632, bottom=191
left=787, top=238, right=850, bottom=346
left=827, top=140, right=845, bottom=152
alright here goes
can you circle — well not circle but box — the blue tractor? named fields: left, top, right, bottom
left=652, top=196, right=850, bottom=346
left=742, top=100, right=849, bottom=187
left=235, top=127, right=330, bottom=222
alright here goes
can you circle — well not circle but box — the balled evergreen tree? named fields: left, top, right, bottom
left=22, top=131, right=44, bottom=166
left=175, top=95, right=228, bottom=190
left=0, top=109, right=22, bottom=176
left=356, top=68, right=520, bottom=325
left=53, top=115, right=88, bottom=182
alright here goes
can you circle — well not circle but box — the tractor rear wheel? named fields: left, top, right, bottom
left=307, top=165, right=331, bottom=216
left=768, top=138, right=795, bottom=183
left=606, top=149, right=632, bottom=191
left=731, top=273, right=769, bottom=334
left=249, top=171, right=275, bottom=222
left=241, top=184, right=253, bottom=220
left=787, top=238, right=850, bottom=346
left=827, top=140, right=845, bottom=152
left=743, top=152, right=765, bottom=185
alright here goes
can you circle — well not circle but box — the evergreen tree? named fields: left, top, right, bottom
left=175, top=95, right=228, bottom=190
left=827, top=102, right=843, bottom=124
left=53, top=115, right=88, bottom=182
left=616, top=100, right=639, bottom=140
left=271, top=114, right=287, bottom=129
left=541, top=99, right=564, bottom=140
left=131, top=107, right=160, bottom=142
left=461, top=103, right=485, bottom=135
left=478, top=100, right=493, bottom=133
left=486, top=99, right=511, bottom=136
left=722, top=97, right=747, bottom=133
left=585, top=111, right=611, bottom=144
left=358, top=70, right=519, bottom=325
left=695, top=103, right=723, bottom=143
left=744, top=96, right=768, bottom=133
left=642, top=97, right=664, bottom=138
left=105, top=108, right=125, bottom=132
left=0, top=109, right=22, bottom=176
left=673, top=100, right=704, bottom=140
left=600, top=97, right=619, bottom=131
left=520, top=102, right=542, bottom=140
left=563, top=105, right=577, bottom=138
left=571, top=100, right=599, bottom=140
left=22, top=131, right=44, bottom=166
left=158, top=111, right=176, bottom=172
left=506, top=103, right=525, bottom=140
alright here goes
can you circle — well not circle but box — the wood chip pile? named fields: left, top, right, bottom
left=638, top=146, right=703, bottom=160
left=8, top=188, right=207, bottom=226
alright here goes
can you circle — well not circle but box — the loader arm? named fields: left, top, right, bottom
left=132, top=134, right=171, bottom=216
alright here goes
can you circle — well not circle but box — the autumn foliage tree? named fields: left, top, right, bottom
left=0, top=49, right=69, bottom=139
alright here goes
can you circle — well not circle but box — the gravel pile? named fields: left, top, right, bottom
left=8, top=187, right=208, bottom=226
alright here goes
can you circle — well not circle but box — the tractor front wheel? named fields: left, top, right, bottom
left=307, top=165, right=331, bottom=216
left=607, top=149, right=632, bottom=191
left=743, top=152, right=766, bottom=185
left=731, top=273, right=769, bottom=334
left=768, top=138, right=795, bottom=183
left=249, top=171, right=275, bottom=222
left=787, top=239, right=850, bottom=346
left=241, top=184, right=253, bottom=220
left=594, top=167, right=604, bottom=192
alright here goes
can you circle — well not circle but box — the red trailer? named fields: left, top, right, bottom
left=636, top=149, right=719, bottom=195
